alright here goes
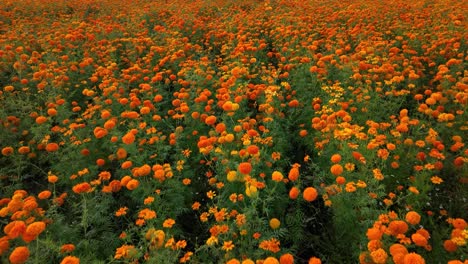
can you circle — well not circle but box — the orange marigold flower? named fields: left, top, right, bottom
left=443, top=240, right=458, bottom=252
left=0, top=236, right=9, bottom=255
left=122, top=132, right=135, bottom=145
left=289, top=186, right=300, bottom=199
left=303, top=187, right=318, bottom=202
left=452, top=218, right=467, bottom=229
left=238, top=162, right=252, bottom=175
left=60, top=256, right=80, bottom=264
left=126, top=179, right=139, bottom=190
left=259, top=238, right=280, bottom=253
left=411, top=233, right=428, bottom=247
left=226, top=259, right=240, bottom=264
left=72, top=182, right=92, bottom=194
left=288, top=167, right=299, bottom=181
left=18, top=146, right=30, bottom=154
left=116, top=148, right=128, bottom=160
left=222, top=240, right=235, bottom=251
left=272, top=171, right=284, bottom=182
left=389, top=243, right=408, bottom=256
left=4, top=221, right=26, bottom=239
left=163, top=218, right=175, bottom=228
left=330, top=154, right=342, bottom=163
left=205, top=115, right=217, bottom=125
left=246, top=145, right=259, bottom=155
left=279, top=253, right=294, bottom=264
left=45, top=143, right=59, bottom=152
left=308, top=257, right=321, bottom=264
left=405, top=211, right=421, bottom=225
left=264, top=257, right=280, bottom=264
left=402, top=253, right=425, bottom=264
left=60, top=244, right=76, bottom=253
left=370, top=248, right=388, bottom=264
left=2, top=146, right=14, bottom=156
left=330, top=164, right=343, bottom=176
left=367, top=227, right=383, bottom=240
left=25, top=221, right=46, bottom=237
left=114, top=245, right=137, bottom=259
left=388, top=220, right=408, bottom=236
left=9, top=246, right=30, bottom=264
left=38, top=190, right=52, bottom=200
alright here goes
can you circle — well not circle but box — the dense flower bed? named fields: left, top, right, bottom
left=0, top=0, right=467, bottom=263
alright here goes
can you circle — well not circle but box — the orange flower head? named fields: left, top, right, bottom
left=263, top=257, right=280, bottom=264
left=238, top=162, right=252, bottom=175
left=288, top=167, right=299, bottom=181
left=330, top=164, right=343, bottom=176
left=405, top=211, right=421, bottom=225
left=9, top=246, right=30, bottom=264
left=402, top=253, right=425, bottom=264
left=289, top=187, right=300, bottom=199
left=60, top=256, right=80, bottom=264
left=272, top=171, right=284, bottom=182
left=279, top=253, right=294, bottom=264
left=25, top=221, right=46, bottom=237
left=303, top=187, right=318, bottom=202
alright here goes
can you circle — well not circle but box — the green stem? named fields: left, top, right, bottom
left=82, top=195, right=88, bottom=237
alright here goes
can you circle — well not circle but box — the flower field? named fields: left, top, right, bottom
left=0, top=0, right=467, bottom=263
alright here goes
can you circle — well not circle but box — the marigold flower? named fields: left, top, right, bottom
left=269, top=218, right=281, bottom=229
left=114, top=245, right=137, bottom=259
left=9, top=246, right=30, bottom=264
left=443, top=239, right=458, bottom=252
left=122, top=132, right=135, bottom=145
left=308, top=257, right=321, bottom=264
left=226, top=259, right=240, bottom=264
left=389, top=243, right=408, bottom=256
left=38, top=190, right=52, bottom=200
left=72, top=182, right=92, bottom=194
left=279, top=253, right=294, bottom=264
left=402, top=253, right=425, bottom=264
left=238, top=162, right=252, bottom=174
left=4, top=221, right=26, bottom=239
left=405, top=211, right=421, bottom=225
left=330, top=154, right=342, bottom=163
left=272, top=171, right=284, bottom=182
left=2, top=146, right=14, bottom=156
left=288, top=167, right=299, bottom=181
left=388, top=220, right=409, bottom=236
left=452, top=218, right=467, bottom=229
left=60, top=244, right=76, bottom=253
left=163, top=218, right=175, bottom=228
left=264, top=257, right=279, bottom=264
left=366, top=227, right=383, bottom=240
left=45, top=143, right=59, bottom=152
left=60, top=256, right=80, bottom=264
left=222, top=240, right=235, bottom=251
left=330, top=164, right=343, bottom=176
left=25, top=221, right=46, bottom=237
left=205, top=115, right=217, bottom=125
left=289, top=186, right=300, bottom=199
left=411, top=233, right=428, bottom=247
left=126, top=179, right=139, bottom=190
left=0, top=236, right=9, bottom=255
left=370, top=248, right=388, bottom=264
left=259, top=238, right=280, bottom=253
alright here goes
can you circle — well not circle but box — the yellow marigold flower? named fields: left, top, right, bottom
left=269, top=218, right=281, bottom=229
